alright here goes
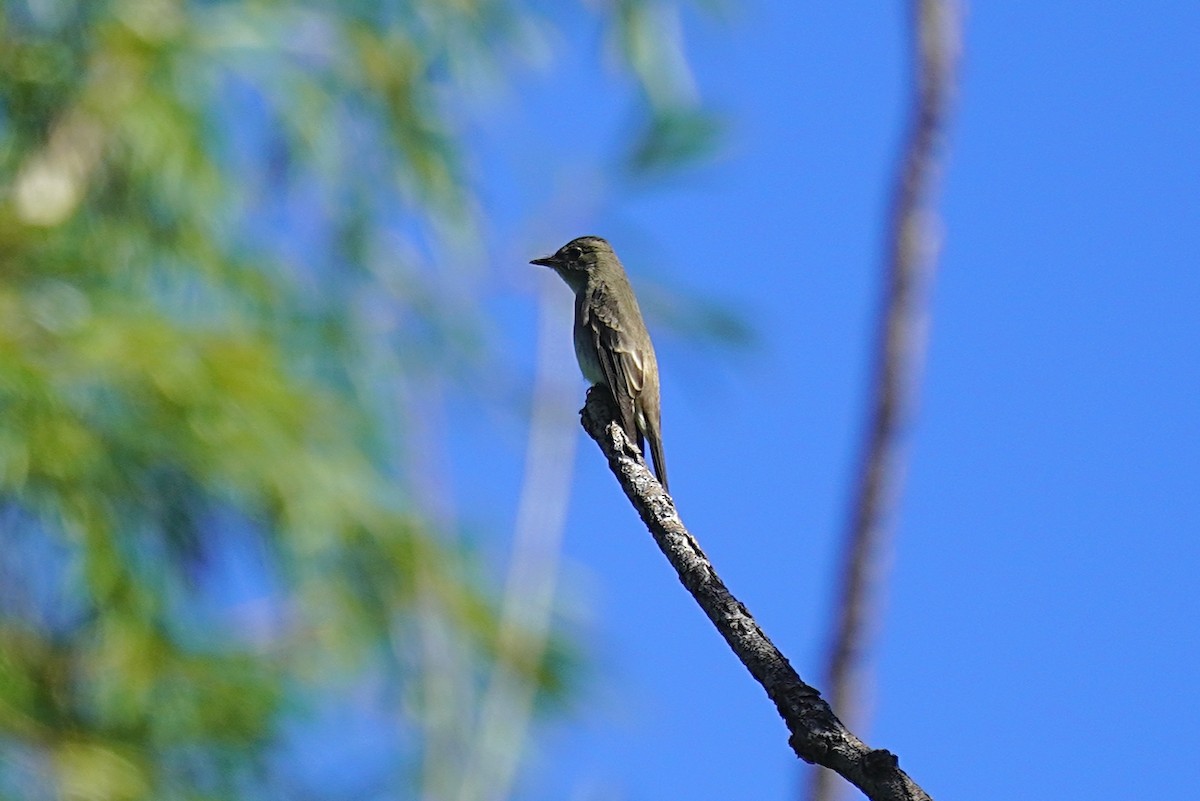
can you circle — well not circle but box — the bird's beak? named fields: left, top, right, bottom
left=529, top=254, right=559, bottom=267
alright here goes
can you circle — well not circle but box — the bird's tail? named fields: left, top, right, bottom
left=647, top=430, right=669, bottom=492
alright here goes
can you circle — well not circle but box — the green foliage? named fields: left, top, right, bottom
left=627, top=105, right=724, bottom=175
left=609, top=0, right=724, bottom=176
left=0, top=0, right=715, bottom=798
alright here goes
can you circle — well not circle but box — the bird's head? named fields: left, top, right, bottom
left=530, top=236, right=614, bottom=291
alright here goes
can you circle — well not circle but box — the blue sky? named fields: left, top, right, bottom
left=461, top=3, right=1199, bottom=799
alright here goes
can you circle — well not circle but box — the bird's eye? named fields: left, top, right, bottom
left=564, top=246, right=583, bottom=262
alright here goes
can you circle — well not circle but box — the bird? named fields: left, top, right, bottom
left=531, top=235, right=669, bottom=491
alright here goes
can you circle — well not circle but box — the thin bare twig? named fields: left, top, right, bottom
left=809, top=3, right=961, bottom=800
left=580, top=387, right=933, bottom=801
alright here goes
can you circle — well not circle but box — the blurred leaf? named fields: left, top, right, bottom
left=626, top=105, right=724, bottom=175
left=54, top=740, right=149, bottom=801
left=640, top=281, right=755, bottom=350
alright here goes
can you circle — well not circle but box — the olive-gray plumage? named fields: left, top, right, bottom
left=530, top=236, right=668, bottom=491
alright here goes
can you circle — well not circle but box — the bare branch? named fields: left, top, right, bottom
left=459, top=279, right=579, bottom=801
left=580, top=387, right=933, bottom=801
left=810, top=2, right=961, bottom=800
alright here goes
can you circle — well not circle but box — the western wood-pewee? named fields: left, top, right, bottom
left=531, top=236, right=669, bottom=491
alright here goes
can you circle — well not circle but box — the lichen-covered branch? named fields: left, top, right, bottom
left=579, top=387, right=933, bottom=801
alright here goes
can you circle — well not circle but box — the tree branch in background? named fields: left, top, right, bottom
left=810, top=3, right=961, bottom=800
left=457, top=278, right=580, bottom=801
left=579, top=387, right=933, bottom=801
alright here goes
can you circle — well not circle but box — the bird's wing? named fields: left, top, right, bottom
left=587, top=284, right=647, bottom=446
